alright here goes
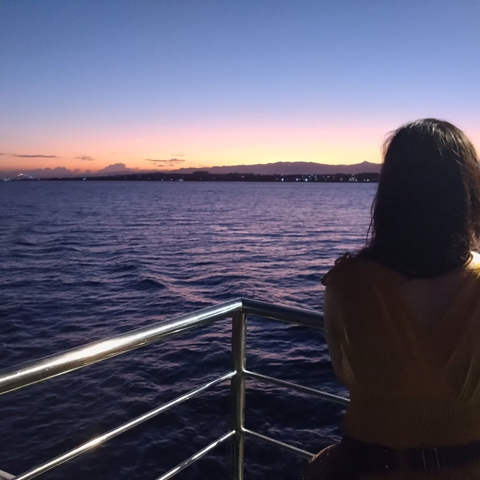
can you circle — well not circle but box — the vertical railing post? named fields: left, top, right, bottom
left=230, top=311, right=246, bottom=480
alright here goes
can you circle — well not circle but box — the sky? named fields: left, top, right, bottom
left=1, top=0, right=480, bottom=177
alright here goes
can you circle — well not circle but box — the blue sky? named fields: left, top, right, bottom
left=1, top=0, right=479, bottom=176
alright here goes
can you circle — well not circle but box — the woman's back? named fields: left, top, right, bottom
left=396, top=252, right=480, bottom=331
left=324, top=253, right=480, bottom=450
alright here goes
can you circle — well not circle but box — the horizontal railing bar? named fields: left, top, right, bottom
left=0, top=299, right=243, bottom=395
left=241, top=298, right=324, bottom=330
left=0, top=299, right=323, bottom=396
left=243, top=428, right=314, bottom=459
left=244, top=370, right=349, bottom=406
left=0, top=469, right=14, bottom=480
left=12, top=372, right=235, bottom=480
left=155, top=430, right=235, bottom=480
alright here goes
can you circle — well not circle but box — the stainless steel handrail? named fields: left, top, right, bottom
left=0, top=298, right=348, bottom=480
left=156, top=431, right=236, bottom=480
left=0, top=470, right=14, bottom=480
left=0, top=298, right=244, bottom=396
left=0, top=298, right=321, bottom=396
left=244, top=369, right=349, bottom=406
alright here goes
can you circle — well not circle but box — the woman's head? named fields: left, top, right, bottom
left=366, top=118, right=480, bottom=277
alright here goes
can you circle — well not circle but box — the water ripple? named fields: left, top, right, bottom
left=0, top=181, right=375, bottom=480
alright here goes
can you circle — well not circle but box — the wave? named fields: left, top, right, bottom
left=0, top=181, right=375, bottom=479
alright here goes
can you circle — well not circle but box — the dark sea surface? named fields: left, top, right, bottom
left=0, top=181, right=375, bottom=480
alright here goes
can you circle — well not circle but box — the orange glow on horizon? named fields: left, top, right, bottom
left=0, top=120, right=388, bottom=174
left=2, top=119, right=479, bottom=174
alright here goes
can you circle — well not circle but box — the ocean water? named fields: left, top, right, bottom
left=0, top=181, right=376, bottom=479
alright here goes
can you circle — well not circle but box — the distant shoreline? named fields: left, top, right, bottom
left=6, top=171, right=380, bottom=183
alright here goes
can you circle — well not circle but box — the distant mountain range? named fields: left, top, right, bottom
left=170, top=161, right=381, bottom=175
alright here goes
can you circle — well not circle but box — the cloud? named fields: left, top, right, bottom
left=144, top=158, right=185, bottom=167
left=145, top=158, right=185, bottom=163
left=13, top=154, right=59, bottom=158
left=76, top=155, right=95, bottom=162
left=97, top=163, right=132, bottom=174
left=170, top=153, right=186, bottom=157
left=42, top=167, right=73, bottom=175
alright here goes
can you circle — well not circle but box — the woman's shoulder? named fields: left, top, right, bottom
left=322, top=252, right=369, bottom=286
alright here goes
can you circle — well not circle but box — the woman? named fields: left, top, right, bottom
left=304, top=119, right=480, bottom=479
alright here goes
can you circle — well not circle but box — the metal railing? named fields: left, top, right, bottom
left=0, top=298, right=349, bottom=480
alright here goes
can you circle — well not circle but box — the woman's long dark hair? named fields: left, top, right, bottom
left=362, top=118, right=480, bottom=277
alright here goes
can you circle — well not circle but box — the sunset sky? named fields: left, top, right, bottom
left=1, top=0, right=480, bottom=177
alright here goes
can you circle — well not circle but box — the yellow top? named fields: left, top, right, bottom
left=323, top=254, right=480, bottom=478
